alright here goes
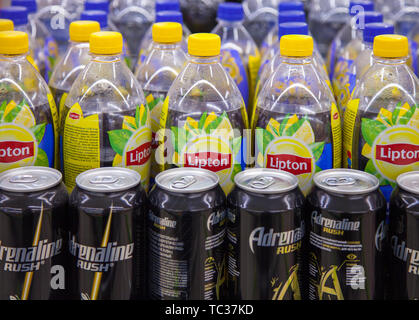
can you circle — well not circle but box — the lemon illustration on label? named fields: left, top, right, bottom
left=109, top=104, right=152, bottom=190
left=171, top=111, right=243, bottom=195
left=0, top=100, right=50, bottom=173
left=362, top=103, right=419, bottom=184
left=256, top=114, right=328, bottom=195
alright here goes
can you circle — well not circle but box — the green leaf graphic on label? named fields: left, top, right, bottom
left=31, top=123, right=46, bottom=143
left=135, top=106, right=141, bottom=128
left=205, top=111, right=227, bottom=134
left=147, top=97, right=163, bottom=111
left=0, top=101, right=7, bottom=121
left=140, top=105, right=148, bottom=126
left=256, top=128, right=274, bottom=156
left=108, top=129, right=133, bottom=156
left=361, top=118, right=387, bottom=146
left=171, top=126, right=187, bottom=154
left=397, top=104, right=416, bottom=125
left=391, top=102, right=402, bottom=126
left=231, top=137, right=242, bottom=156
left=364, top=159, right=390, bottom=186
left=315, top=165, right=322, bottom=173
left=267, top=122, right=280, bottom=137
left=198, top=112, right=208, bottom=130
left=311, top=142, right=325, bottom=161
left=3, top=101, right=24, bottom=123
left=35, top=149, right=49, bottom=167
left=279, top=114, right=291, bottom=136
left=285, top=117, right=307, bottom=137
left=231, top=164, right=242, bottom=182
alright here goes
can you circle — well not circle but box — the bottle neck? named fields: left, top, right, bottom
left=372, top=55, right=408, bottom=65
left=281, top=55, right=313, bottom=65
left=152, top=42, right=181, bottom=51
left=0, top=53, right=29, bottom=61
left=91, top=54, right=122, bottom=63
left=363, top=41, right=373, bottom=50
left=218, top=19, right=244, bottom=27
left=189, top=55, right=220, bottom=64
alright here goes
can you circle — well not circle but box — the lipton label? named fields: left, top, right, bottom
left=63, top=103, right=152, bottom=191
left=169, top=111, right=245, bottom=195
left=255, top=110, right=341, bottom=195
left=0, top=100, right=55, bottom=173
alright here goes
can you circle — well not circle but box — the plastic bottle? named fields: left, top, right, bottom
left=343, top=35, right=419, bottom=200
left=260, top=1, right=305, bottom=56
left=62, top=31, right=151, bottom=191
left=159, top=33, right=249, bottom=195
left=390, top=0, right=419, bottom=36
left=308, top=0, right=349, bottom=59
left=332, top=11, right=383, bottom=113
left=137, top=11, right=189, bottom=68
left=326, top=1, right=375, bottom=78
left=344, top=23, right=394, bottom=111
left=80, top=10, right=133, bottom=69
left=0, top=6, right=45, bottom=77
left=134, top=22, right=188, bottom=184
left=0, top=31, right=59, bottom=173
left=11, top=0, right=59, bottom=82
left=84, top=0, right=119, bottom=31
left=35, top=0, right=85, bottom=57
left=253, top=35, right=342, bottom=196
left=257, top=22, right=332, bottom=104
left=49, top=21, right=101, bottom=119
left=109, top=0, right=155, bottom=68
left=212, top=2, right=261, bottom=115
left=180, top=0, right=223, bottom=33
left=242, top=0, right=279, bottom=47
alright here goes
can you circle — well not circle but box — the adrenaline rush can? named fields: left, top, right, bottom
left=0, top=167, right=68, bottom=300
left=306, top=169, right=387, bottom=300
left=226, top=168, right=305, bottom=300
left=148, top=168, right=227, bottom=300
left=68, top=168, right=147, bottom=300
left=389, top=171, right=419, bottom=300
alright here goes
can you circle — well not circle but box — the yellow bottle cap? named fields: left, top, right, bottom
left=0, top=31, right=29, bottom=55
left=373, top=35, right=409, bottom=58
left=90, top=31, right=123, bottom=55
left=70, top=20, right=101, bottom=42
left=280, top=34, right=313, bottom=57
left=188, top=33, right=221, bottom=57
left=152, top=22, right=182, bottom=44
left=0, top=19, right=14, bottom=32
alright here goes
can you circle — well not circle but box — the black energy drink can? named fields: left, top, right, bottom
left=148, top=168, right=227, bottom=300
left=68, top=167, right=147, bottom=300
left=306, top=169, right=387, bottom=300
left=389, top=171, right=419, bottom=300
left=226, top=168, right=305, bottom=300
left=0, top=167, right=68, bottom=300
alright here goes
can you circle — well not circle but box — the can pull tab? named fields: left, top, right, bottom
left=324, top=177, right=356, bottom=186
left=171, top=176, right=197, bottom=189
left=9, top=175, right=38, bottom=184
left=249, top=176, right=275, bottom=190
left=90, top=176, right=118, bottom=185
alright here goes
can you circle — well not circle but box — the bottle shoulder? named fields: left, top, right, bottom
left=65, top=58, right=145, bottom=112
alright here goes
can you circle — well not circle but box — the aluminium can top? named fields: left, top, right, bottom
left=76, top=167, right=141, bottom=192
left=397, top=171, right=419, bottom=195
left=0, top=166, right=62, bottom=192
left=234, top=168, right=299, bottom=194
left=155, top=167, right=219, bottom=193
left=313, top=169, right=379, bottom=195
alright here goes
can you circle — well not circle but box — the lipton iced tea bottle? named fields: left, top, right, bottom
left=135, top=22, right=187, bottom=185
left=0, top=31, right=59, bottom=172
left=62, top=31, right=151, bottom=191
left=332, top=11, right=383, bottom=114
left=49, top=21, right=101, bottom=119
left=344, top=35, right=419, bottom=201
left=159, top=33, right=248, bottom=195
left=212, top=2, right=260, bottom=115
left=344, top=23, right=394, bottom=111
left=253, top=35, right=341, bottom=196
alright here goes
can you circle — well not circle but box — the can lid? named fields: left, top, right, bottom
left=314, top=169, right=379, bottom=195
left=0, top=166, right=62, bottom=192
left=155, top=168, right=219, bottom=193
left=76, top=167, right=141, bottom=192
left=234, top=168, right=298, bottom=194
left=397, top=171, right=419, bottom=195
